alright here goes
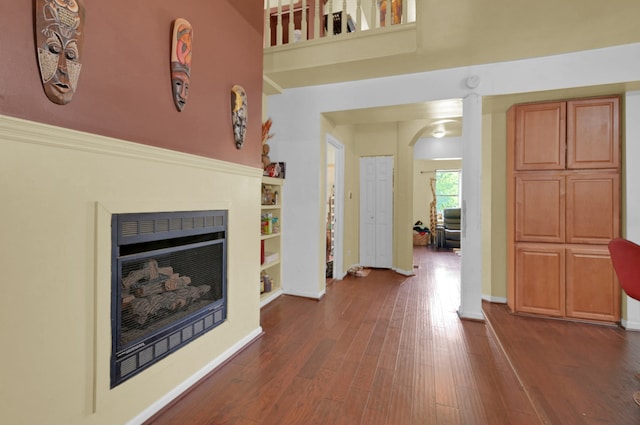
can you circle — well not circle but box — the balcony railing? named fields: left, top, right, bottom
left=264, top=0, right=415, bottom=48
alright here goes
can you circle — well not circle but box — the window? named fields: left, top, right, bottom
left=435, top=170, right=461, bottom=216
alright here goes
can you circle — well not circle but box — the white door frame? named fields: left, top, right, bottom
left=327, top=134, right=345, bottom=279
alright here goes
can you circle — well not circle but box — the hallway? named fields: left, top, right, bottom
left=146, top=247, right=640, bottom=424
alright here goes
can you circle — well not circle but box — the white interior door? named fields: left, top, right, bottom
left=360, top=156, right=393, bottom=268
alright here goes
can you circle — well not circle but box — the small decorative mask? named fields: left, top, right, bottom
left=231, top=85, right=248, bottom=149
left=35, top=0, right=86, bottom=105
left=170, top=18, right=193, bottom=112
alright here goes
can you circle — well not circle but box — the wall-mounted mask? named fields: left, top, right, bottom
left=170, top=18, right=193, bottom=112
left=35, top=0, right=86, bottom=105
left=231, top=85, right=247, bottom=149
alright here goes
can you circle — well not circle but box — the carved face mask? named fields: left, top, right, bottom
left=231, top=85, right=247, bottom=149
left=171, top=19, right=193, bottom=112
left=35, top=0, right=85, bottom=105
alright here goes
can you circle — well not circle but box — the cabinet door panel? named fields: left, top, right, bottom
left=515, top=102, right=566, bottom=170
left=567, top=97, right=619, bottom=169
left=566, top=173, right=619, bottom=244
left=515, top=174, right=565, bottom=243
left=515, top=243, right=565, bottom=316
left=566, top=245, right=620, bottom=322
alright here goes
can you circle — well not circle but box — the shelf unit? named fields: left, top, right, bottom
left=260, top=176, right=284, bottom=307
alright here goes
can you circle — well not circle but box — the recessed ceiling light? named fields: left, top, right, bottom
left=433, top=130, right=445, bottom=138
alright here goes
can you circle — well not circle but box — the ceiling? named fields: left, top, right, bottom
left=323, top=98, right=463, bottom=138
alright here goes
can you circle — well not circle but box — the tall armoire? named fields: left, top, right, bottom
left=507, top=96, right=621, bottom=323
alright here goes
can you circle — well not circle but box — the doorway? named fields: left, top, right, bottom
left=359, top=156, right=393, bottom=268
left=326, top=135, right=345, bottom=280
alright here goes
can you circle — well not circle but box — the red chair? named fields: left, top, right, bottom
left=608, top=238, right=640, bottom=300
left=608, top=238, right=640, bottom=406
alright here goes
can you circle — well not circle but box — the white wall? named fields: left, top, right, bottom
left=623, top=90, right=640, bottom=329
left=268, top=42, right=640, bottom=320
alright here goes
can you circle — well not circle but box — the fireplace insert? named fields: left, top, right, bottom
left=111, top=210, right=227, bottom=387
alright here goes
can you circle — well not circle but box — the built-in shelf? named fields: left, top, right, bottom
left=260, top=177, right=284, bottom=306
left=260, top=259, right=281, bottom=271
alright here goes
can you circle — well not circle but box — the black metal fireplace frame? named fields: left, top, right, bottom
left=110, top=210, right=227, bottom=388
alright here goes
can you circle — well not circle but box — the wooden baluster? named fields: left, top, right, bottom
left=301, top=0, right=308, bottom=41
left=277, top=0, right=283, bottom=45
left=341, top=0, right=347, bottom=34
left=264, top=0, right=271, bottom=47
left=314, top=0, right=320, bottom=39
left=356, top=0, right=362, bottom=31
left=289, top=0, right=294, bottom=43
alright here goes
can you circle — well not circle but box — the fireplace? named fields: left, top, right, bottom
left=111, top=210, right=227, bottom=387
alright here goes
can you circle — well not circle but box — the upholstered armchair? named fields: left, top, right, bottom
left=443, top=208, right=461, bottom=249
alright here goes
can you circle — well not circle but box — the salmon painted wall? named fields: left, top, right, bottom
left=0, top=0, right=263, bottom=168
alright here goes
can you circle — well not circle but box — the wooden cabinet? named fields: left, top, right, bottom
left=260, top=177, right=284, bottom=307
left=515, top=174, right=565, bottom=243
left=567, top=98, right=619, bottom=169
left=515, top=243, right=565, bottom=317
left=566, top=245, right=620, bottom=322
left=509, top=96, right=621, bottom=324
left=515, top=101, right=566, bottom=170
left=565, top=173, right=620, bottom=244
left=515, top=97, right=619, bottom=171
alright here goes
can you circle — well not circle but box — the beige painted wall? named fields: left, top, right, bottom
left=0, top=116, right=262, bottom=425
left=322, top=121, right=424, bottom=275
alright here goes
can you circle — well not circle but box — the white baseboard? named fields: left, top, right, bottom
left=126, top=326, right=263, bottom=425
left=393, top=267, right=415, bottom=276
left=283, top=288, right=325, bottom=300
left=621, top=318, right=640, bottom=331
left=457, top=309, right=485, bottom=321
left=482, top=295, right=507, bottom=304
left=260, top=288, right=284, bottom=307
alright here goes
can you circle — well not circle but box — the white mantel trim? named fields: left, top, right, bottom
left=0, top=115, right=262, bottom=179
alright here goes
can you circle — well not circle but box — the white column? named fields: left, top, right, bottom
left=623, top=90, right=640, bottom=330
left=458, top=93, right=484, bottom=321
left=371, top=0, right=377, bottom=29
left=341, top=0, right=347, bottom=34
left=276, top=0, right=283, bottom=45
left=314, top=0, right=320, bottom=39
left=385, top=0, right=391, bottom=26
left=327, top=0, right=334, bottom=37
left=289, top=0, right=294, bottom=42
left=264, top=0, right=271, bottom=47
left=301, top=0, right=307, bottom=41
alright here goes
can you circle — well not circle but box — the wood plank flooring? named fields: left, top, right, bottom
left=484, top=301, right=640, bottom=424
left=145, top=247, right=640, bottom=424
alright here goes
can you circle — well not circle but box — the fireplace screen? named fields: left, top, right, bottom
left=111, top=210, right=227, bottom=387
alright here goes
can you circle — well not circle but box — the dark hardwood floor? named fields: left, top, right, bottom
left=484, top=302, right=640, bottom=424
left=145, top=247, right=640, bottom=425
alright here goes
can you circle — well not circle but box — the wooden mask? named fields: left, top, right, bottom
left=170, top=18, right=193, bottom=112
left=35, top=0, right=86, bottom=105
left=231, top=85, right=247, bottom=149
